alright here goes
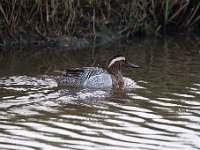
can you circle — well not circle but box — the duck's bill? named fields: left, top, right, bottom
left=126, top=62, right=139, bottom=68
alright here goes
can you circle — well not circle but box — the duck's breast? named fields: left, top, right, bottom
left=83, top=73, right=112, bottom=88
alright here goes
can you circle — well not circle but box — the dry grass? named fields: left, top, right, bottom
left=0, top=0, right=199, bottom=44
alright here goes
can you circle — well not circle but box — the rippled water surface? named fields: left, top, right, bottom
left=0, top=35, right=200, bottom=150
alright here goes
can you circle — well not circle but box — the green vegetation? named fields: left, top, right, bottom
left=0, top=0, right=199, bottom=45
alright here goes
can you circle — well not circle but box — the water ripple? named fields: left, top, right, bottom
left=0, top=70, right=200, bottom=150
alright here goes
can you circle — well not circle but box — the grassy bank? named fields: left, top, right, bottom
left=0, top=0, right=199, bottom=45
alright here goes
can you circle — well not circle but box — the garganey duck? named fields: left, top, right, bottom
left=54, top=55, right=139, bottom=88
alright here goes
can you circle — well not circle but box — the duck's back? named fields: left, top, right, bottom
left=55, top=67, right=112, bottom=88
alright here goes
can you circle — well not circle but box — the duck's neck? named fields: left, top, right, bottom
left=108, top=68, right=124, bottom=87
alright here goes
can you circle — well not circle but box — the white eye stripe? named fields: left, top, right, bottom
left=108, top=57, right=125, bottom=68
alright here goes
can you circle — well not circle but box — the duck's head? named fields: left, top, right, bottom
left=107, top=55, right=139, bottom=74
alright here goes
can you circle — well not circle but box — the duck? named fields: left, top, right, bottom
left=53, top=55, right=139, bottom=88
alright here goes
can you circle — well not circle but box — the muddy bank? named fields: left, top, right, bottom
left=2, top=33, right=116, bottom=48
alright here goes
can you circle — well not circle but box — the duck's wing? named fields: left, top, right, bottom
left=62, top=67, right=105, bottom=77
left=53, top=67, right=106, bottom=87
left=53, top=69, right=84, bottom=87
left=64, top=68, right=85, bottom=77
left=53, top=68, right=84, bottom=77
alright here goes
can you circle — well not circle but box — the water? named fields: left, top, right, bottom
left=0, top=34, right=200, bottom=150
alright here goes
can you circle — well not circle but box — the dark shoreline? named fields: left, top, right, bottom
left=0, top=0, right=199, bottom=47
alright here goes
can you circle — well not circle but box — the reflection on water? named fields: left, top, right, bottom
left=0, top=34, right=200, bottom=150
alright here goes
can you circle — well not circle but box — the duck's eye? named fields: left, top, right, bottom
left=114, top=64, right=119, bottom=69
